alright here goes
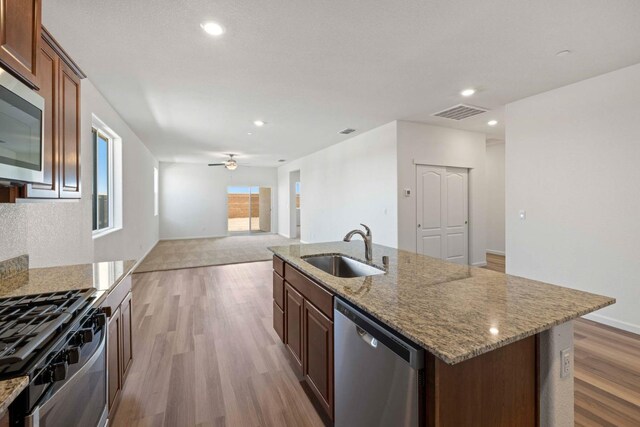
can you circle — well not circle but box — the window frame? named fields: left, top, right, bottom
left=92, top=128, right=116, bottom=237
left=153, top=166, right=159, bottom=217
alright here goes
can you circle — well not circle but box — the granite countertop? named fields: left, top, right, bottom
left=0, top=377, right=28, bottom=416
left=269, top=242, right=615, bottom=365
left=0, top=259, right=136, bottom=305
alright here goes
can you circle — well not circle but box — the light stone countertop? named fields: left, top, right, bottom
left=0, top=259, right=136, bottom=303
left=269, top=242, right=615, bottom=365
left=0, top=376, right=28, bottom=416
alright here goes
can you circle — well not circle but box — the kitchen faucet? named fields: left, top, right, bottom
left=343, top=224, right=373, bottom=262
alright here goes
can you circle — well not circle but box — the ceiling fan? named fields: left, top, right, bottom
left=208, top=154, right=240, bottom=170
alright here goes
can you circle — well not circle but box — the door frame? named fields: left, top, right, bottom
left=415, top=163, right=470, bottom=265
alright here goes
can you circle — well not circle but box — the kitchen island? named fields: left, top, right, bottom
left=269, top=242, right=614, bottom=426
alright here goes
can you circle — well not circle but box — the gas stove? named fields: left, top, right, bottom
left=0, top=290, right=108, bottom=427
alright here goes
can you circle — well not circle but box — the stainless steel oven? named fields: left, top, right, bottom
left=25, top=309, right=108, bottom=427
left=0, top=68, right=44, bottom=183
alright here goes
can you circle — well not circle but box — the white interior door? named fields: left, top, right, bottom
left=416, top=165, right=469, bottom=265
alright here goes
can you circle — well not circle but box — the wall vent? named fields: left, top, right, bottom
left=339, top=128, right=356, bottom=135
left=432, top=104, right=488, bottom=120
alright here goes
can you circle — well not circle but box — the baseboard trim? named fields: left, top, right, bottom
left=300, top=240, right=309, bottom=244
left=278, top=232, right=291, bottom=239
left=486, top=250, right=505, bottom=256
left=131, top=239, right=160, bottom=272
left=159, top=234, right=233, bottom=241
left=471, top=261, right=487, bottom=267
left=582, top=313, right=640, bottom=335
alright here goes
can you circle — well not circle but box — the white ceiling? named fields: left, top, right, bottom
left=43, top=0, right=640, bottom=166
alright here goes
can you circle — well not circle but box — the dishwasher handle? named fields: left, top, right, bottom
left=356, top=326, right=378, bottom=348
left=335, top=298, right=424, bottom=369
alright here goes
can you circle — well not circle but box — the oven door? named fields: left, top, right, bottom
left=26, top=322, right=107, bottom=427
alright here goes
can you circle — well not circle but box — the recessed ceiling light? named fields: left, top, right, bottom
left=247, top=132, right=253, bottom=135
left=200, top=22, right=225, bottom=36
left=487, top=120, right=498, bottom=126
left=556, top=50, right=572, bottom=57
left=254, top=120, right=265, bottom=127
left=460, top=88, right=476, bottom=97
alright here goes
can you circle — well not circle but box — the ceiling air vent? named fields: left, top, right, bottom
left=339, top=128, right=356, bottom=135
left=432, top=104, right=488, bottom=120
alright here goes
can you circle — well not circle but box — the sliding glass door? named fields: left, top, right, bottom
left=227, top=186, right=271, bottom=233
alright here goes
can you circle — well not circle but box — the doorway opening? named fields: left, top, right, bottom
left=227, top=186, right=272, bottom=233
left=289, top=170, right=301, bottom=238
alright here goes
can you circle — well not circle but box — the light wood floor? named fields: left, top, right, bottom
left=113, top=258, right=640, bottom=426
left=112, top=261, right=324, bottom=427
left=485, top=253, right=640, bottom=426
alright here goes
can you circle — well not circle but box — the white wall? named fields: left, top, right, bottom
left=159, top=162, right=278, bottom=240
left=506, top=63, right=640, bottom=333
left=85, top=80, right=160, bottom=262
left=486, top=140, right=505, bottom=255
left=397, top=121, right=487, bottom=266
left=0, top=79, right=158, bottom=268
left=278, top=122, right=398, bottom=247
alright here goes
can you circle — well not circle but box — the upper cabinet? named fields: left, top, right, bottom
left=24, top=29, right=85, bottom=199
left=0, top=0, right=41, bottom=88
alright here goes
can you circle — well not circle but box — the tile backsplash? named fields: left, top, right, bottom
left=0, top=204, right=28, bottom=262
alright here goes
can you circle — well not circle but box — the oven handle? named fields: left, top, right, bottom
left=25, top=323, right=107, bottom=427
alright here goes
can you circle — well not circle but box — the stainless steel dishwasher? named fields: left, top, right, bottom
left=334, top=298, right=425, bottom=427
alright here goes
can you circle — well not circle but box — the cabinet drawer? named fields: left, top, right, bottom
left=273, top=271, right=284, bottom=309
left=273, top=256, right=285, bottom=277
left=284, top=263, right=333, bottom=320
left=273, top=300, right=285, bottom=343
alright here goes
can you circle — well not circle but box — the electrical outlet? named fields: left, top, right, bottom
left=560, top=348, right=571, bottom=378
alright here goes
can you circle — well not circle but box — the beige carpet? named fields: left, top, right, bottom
left=134, top=234, right=299, bottom=273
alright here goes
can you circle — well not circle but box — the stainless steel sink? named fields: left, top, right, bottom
left=302, top=255, right=385, bottom=278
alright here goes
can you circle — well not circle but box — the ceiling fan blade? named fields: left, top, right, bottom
left=208, top=163, right=226, bottom=166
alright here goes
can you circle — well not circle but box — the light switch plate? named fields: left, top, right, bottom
left=404, top=189, right=411, bottom=197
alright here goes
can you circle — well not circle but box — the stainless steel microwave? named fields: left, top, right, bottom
left=0, top=69, right=44, bottom=183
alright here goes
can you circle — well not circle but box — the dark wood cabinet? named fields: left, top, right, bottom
left=273, top=300, right=285, bottom=342
left=0, top=0, right=41, bottom=87
left=24, top=30, right=84, bottom=199
left=284, top=283, right=304, bottom=374
left=303, top=300, right=334, bottom=418
left=58, top=60, right=81, bottom=198
left=107, top=306, right=122, bottom=410
left=273, top=256, right=335, bottom=419
left=103, top=276, right=134, bottom=418
left=121, top=291, right=133, bottom=379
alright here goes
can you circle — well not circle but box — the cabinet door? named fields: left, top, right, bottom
left=107, top=306, right=122, bottom=412
left=284, top=283, right=303, bottom=374
left=273, top=300, right=285, bottom=343
left=26, top=37, right=58, bottom=197
left=58, top=61, right=81, bottom=198
left=0, top=0, right=40, bottom=87
left=121, top=292, right=133, bottom=380
left=303, top=300, right=334, bottom=419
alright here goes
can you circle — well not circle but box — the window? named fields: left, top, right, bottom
left=91, top=114, right=123, bottom=238
left=93, top=129, right=113, bottom=232
left=154, top=167, right=159, bottom=216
